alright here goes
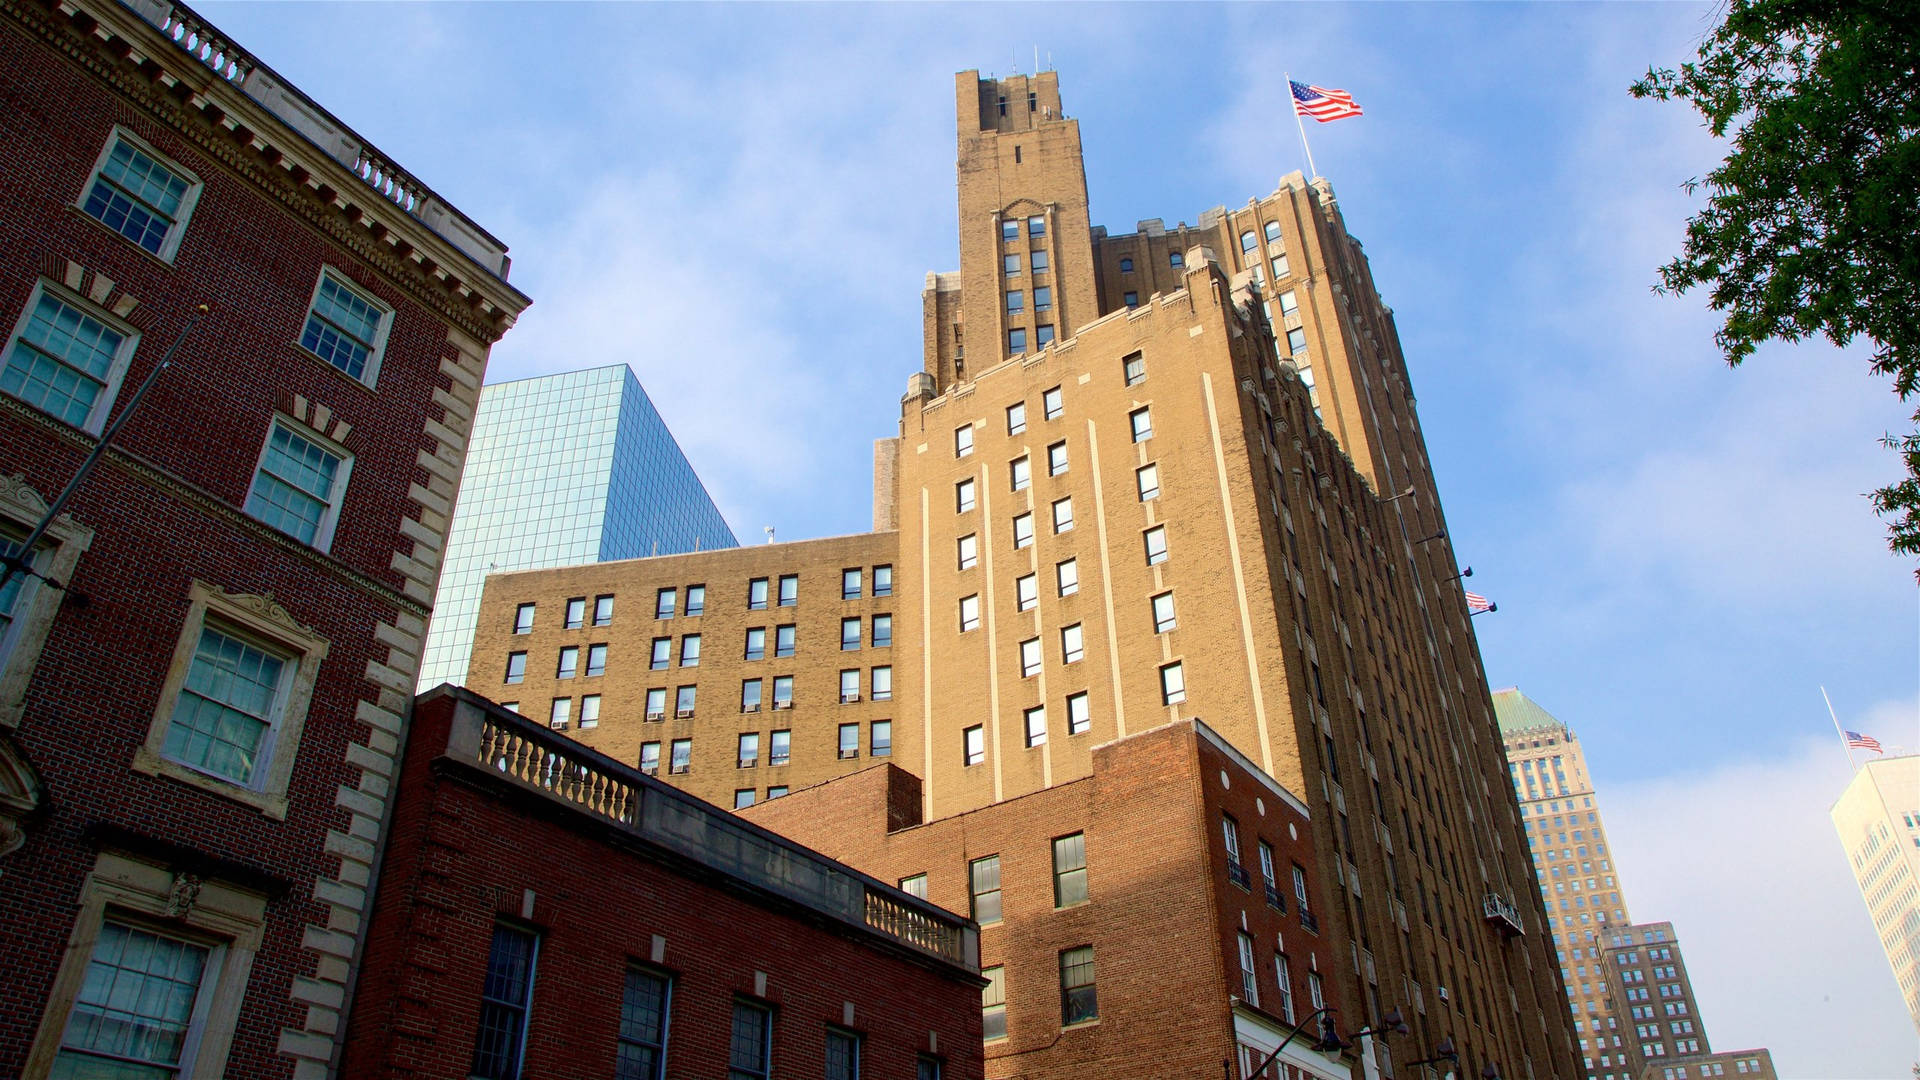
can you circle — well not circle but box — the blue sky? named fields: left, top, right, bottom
left=207, top=3, right=1916, bottom=1071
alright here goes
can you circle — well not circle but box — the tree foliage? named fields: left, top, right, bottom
left=1632, top=0, right=1920, bottom=560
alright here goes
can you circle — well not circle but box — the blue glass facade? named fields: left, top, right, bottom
left=418, top=365, right=736, bottom=688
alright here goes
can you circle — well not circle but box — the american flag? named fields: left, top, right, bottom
left=1464, top=591, right=1494, bottom=614
left=1291, top=81, right=1365, bottom=123
left=1846, top=730, right=1884, bottom=753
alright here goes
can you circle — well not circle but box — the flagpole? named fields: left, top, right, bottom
left=1822, top=686, right=1857, bottom=771
left=1285, top=71, right=1317, bottom=179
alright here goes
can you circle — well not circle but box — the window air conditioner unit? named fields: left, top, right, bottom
left=645, top=711, right=665, bottom=722
left=773, top=701, right=793, bottom=710
left=675, top=709, right=695, bottom=719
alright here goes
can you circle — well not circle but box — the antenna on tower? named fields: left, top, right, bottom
left=1034, top=46, right=1039, bottom=76
left=764, top=526, right=776, bottom=545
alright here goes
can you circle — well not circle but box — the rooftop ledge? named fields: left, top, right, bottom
left=117, top=0, right=517, bottom=284
left=423, top=686, right=981, bottom=975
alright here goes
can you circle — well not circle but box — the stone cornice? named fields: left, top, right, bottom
left=2, top=0, right=530, bottom=343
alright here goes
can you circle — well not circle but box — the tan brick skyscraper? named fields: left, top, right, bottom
left=470, top=70, right=1579, bottom=1080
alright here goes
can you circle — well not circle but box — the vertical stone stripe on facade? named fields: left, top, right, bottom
left=276, top=331, right=484, bottom=1077
left=1200, top=371, right=1275, bottom=776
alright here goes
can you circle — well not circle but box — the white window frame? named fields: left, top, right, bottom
left=1012, top=513, right=1034, bottom=549
left=77, top=126, right=204, bottom=263
left=245, top=416, right=353, bottom=553
left=2, top=281, right=141, bottom=435
left=1056, top=558, right=1078, bottom=596
left=298, top=266, right=394, bottom=388
left=1019, top=637, right=1041, bottom=678
left=132, top=579, right=328, bottom=819
left=958, top=533, right=978, bottom=571
left=0, top=478, right=94, bottom=728
left=1015, top=573, right=1037, bottom=612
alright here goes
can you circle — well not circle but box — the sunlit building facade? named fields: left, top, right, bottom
left=1831, top=753, right=1920, bottom=1031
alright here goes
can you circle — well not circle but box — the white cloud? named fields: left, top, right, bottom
left=1602, top=732, right=1919, bottom=1079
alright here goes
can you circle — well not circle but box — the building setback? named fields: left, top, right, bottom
left=345, top=687, right=983, bottom=1080
left=0, top=0, right=528, bottom=1076
left=468, top=69, right=1575, bottom=1079
left=417, top=364, right=737, bottom=690
left=1597, top=924, right=1775, bottom=1080
left=1831, top=753, right=1920, bottom=1032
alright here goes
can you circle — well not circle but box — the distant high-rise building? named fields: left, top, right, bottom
left=1831, top=753, right=1920, bottom=1031
left=417, top=364, right=736, bottom=689
left=1496, top=690, right=1775, bottom=1080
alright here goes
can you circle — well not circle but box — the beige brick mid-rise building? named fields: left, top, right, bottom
left=1831, top=753, right=1920, bottom=1031
left=470, top=70, right=1577, bottom=1080
left=1597, top=923, right=1775, bottom=1080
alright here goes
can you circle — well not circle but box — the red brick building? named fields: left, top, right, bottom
left=745, top=718, right=1377, bottom=1080
left=344, top=686, right=984, bottom=1080
left=0, top=0, right=526, bottom=1076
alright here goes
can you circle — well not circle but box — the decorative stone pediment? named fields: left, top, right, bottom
left=0, top=474, right=50, bottom=522
left=0, top=735, right=43, bottom=861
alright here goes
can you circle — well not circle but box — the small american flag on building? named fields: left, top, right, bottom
left=1846, top=730, right=1884, bottom=753
left=1464, top=591, right=1494, bottom=614
left=1290, top=81, right=1365, bottom=123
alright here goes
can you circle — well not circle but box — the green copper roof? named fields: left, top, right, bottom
left=1492, top=687, right=1566, bottom=736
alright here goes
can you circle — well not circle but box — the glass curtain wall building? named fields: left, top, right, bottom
left=419, top=365, right=736, bottom=688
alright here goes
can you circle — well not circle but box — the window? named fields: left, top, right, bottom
left=1136, top=464, right=1160, bottom=500
left=471, top=924, right=538, bottom=1080
left=549, top=697, right=571, bottom=729
left=777, top=574, right=798, bottom=606
left=1160, top=661, right=1186, bottom=704
left=580, top=697, right=603, bottom=730
left=741, top=679, right=762, bottom=712
left=1012, top=513, right=1034, bottom=549
left=1029, top=215, right=1045, bottom=237
left=1169, top=251, right=1184, bottom=268
left=1293, top=863, right=1311, bottom=912
left=1035, top=287, right=1053, bottom=313
left=841, top=568, right=862, bottom=600
left=841, top=617, right=861, bottom=651
left=1007, top=401, right=1027, bottom=435
left=1004, top=253, right=1021, bottom=276
left=1123, top=351, right=1145, bottom=386
left=1015, top=573, right=1038, bottom=611
left=1044, top=443, right=1068, bottom=478
left=1151, top=592, right=1176, bottom=633
left=651, top=638, right=672, bottom=670
left=873, top=565, right=892, bottom=596
left=871, top=720, right=891, bottom=757
left=1119, top=256, right=1134, bottom=273
left=675, top=685, right=697, bottom=718
left=748, top=578, right=769, bottom=610
left=136, top=582, right=328, bottom=817
left=3, top=284, right=139, bottom=433
left=1066, top=691, right=1090, bottom=735
left=1056, top=558, right=1078, bottom=596
left=840, top=669, right=860, bottom=703
left=775, top=624, right=796, bottom=658
left=1272, top=255, right=1290, bottom=279
left=1144, top=526, right=1168, bottom=565
left=964, top=724, right=985, bottom=766
left=1129, top=406, right=1153, bottom=442
left=300, top=268, right=392, bottom=385
left=770, top=729, right=791, bottom=767
left=870, top=666, right=893, bottom=701
left=956, top=479, right=976, bottom=513
left=1009, top=328, right=1027, bottom=354
left=772, top=675, right=794, bottom=708
left=871, top=614, right=892, bottom=648
left=1240, top=229, right=1259, bottom=253
left=1060, top=623, right=1084, bottom=664
left=511, top=603, right=536, bottom=635
left=1035, top=325, right=1054, bottom=347
left=1123, top=291, right=1139, bottom=308
left=685, top=585, right=705, bottom=616
left=744, top=628, right=766, bottom=661
left=729, top=1001, right=771, bottom=1080
left=593, top=595, right=615, bottom=626
left=899, top=873, right=929, bottom=899
left=556, top=646, right=579, bottom=679
left=1020, top=637, right=1042, bottom=677
left=1259, top=840, right=1278, bottom=902
left=958, top=533, right=978, bottom=571
left=1278, top=289, right=1299, bottom=317
left=246, top=420, right=350, bottom=550
left=1265, top=220, right=1283, bottom=244
left=767, top=785, right=788, bottom=800
left=1274, top=953, right=1295, bottom=1022
left=645, top=688, right=667, bottom=721
left=1238, top=932, right=1260, bottom=1004
left=669, top=739, right=692, bottom=775
left=1008, top=459, right=1032, bottom=495
left=1051, top=497, right=1073, bottom=533
left=1006, top=290, right=1025, bottom=315
left=1043, top=385, right=1063, bottom=418
left=956, top=425, right=974, bottom=457
left=505, top=651, right=527, bottom=684
left=1060, top=946, right=1097, bottom=1025
left=982, top=967, right=1008, bottom=1041
left=1287, top=327, right=1307, bottom=355
left=50, top=919, right=219, bottom=1078
left=825, top=1029, right=861, bottom=1080
left=1052, top=832, right=1089, bottom=907
left=80, top=129, right=200, bottom=259
left=559, top=596, right=583, bottom=629
left=1307, top=970, right=1325, bottom=1010
left=640, top=742, right=661, bottom=775
left=970, top=855, right=1002, bottom=922
left=1002, top=219, right=1019, bottom=241
left=738, top=732, right=760, bottom=768
left=959, top=595, right=980, bottom=632
left=838, top=722, right=860, bottom=760
left=615, top=969, right=671, bottom=1080
left=1032, top=250, right=1049, bottom=272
